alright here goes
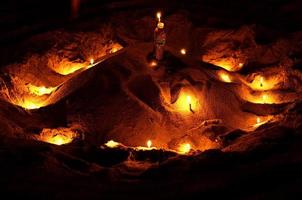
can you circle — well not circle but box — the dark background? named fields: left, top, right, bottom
left=1, top=0, right=302, bottom=45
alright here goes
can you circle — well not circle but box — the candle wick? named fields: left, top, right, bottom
left=189, top=104, right=194, bottom=114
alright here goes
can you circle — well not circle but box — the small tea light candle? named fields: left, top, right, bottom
left=150, top=61, right=157, bottom=67
left=147, top=140, right=152, bottom=148
left=180, top=48, right=187, bottom=55
left=90, top=58, right=94, bottom=65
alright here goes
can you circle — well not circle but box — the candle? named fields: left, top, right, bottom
left=260, top=76, right=264, bottom=87
left=90, top=58, right=94, bottom=65
left=154, top=12, right=166, bottom=60
left=180, top=48, right=187, bottom=55
left=147, top=140, right=152, bottom=148
left=150, top=61, right=157, bottom=67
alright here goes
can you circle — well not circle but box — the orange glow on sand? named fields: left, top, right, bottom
left=38, top=128, right=77, bottom=145
left=250, top=93, right=275, bottom=104
left=161, top=88, right=200, bottom=114
left=105, top=140, right=121, bottom=148
left=51, top=62, right=86, bottom=75
left=218, top=71, right=232, bottom=83
left=210, top=59, right=244, bottom=72
left=174, top=92, right=197, bottom=113
left=10, top=85, right=55, bottom=109
left=18, top=99, right=46, bottom=110
left=28, top=84, right=57, bottom=96
left=178, top=143, right=191, bottom=154
left=110, top=43, right=123, bottom=53
left=239, top=86, right=277, bottom=104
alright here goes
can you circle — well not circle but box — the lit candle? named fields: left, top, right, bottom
left=187, top=95, right=194, bottom=113
left=156, top=12, right=161, bottom=22
left=260, top=76, right=264, bottom=87
left=147, top=140, right=152, bottom=148
left=105, top=140, right=120, bottom=148
left=187, top=95, right=191, bottom=109
left=180, top=48, right=186, bottom=55
left=150, top=61, right=157, bottom=67
left=154, top=12, right=166, bottom=61
left=90, top=58, right=94, bottom=65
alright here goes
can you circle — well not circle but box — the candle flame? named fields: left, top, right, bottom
left=187, top=95, right=191, bottom=104
left=180, top=48, right=187, bottom=55
left=90, top=58, right=94, bottom=65
left=147, top=140, right=152, bottom=148
left=150, top=61, right=157, bottom=67
left=156, top=12, right=161, bottom=22
left=256, top=117, right=261, bottom=124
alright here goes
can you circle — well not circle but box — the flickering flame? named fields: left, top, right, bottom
left=157, top=12, right=161, bottom=22
left=150, top=61, right=157, bottom=67
left=218, top=71, right=232, bottom=83
left=178, top=143, right=191, bottom=154
left=256, top=117, right=261, bottom=124
left=147, top=140, right=152, bottom=148
left=105, top=140, right=120, bottom=148
left=186, top=95, right=191, bottom=104
left=28, top=84, right=57, bottom=96
left=90, top=58, right=94, bottom=65
left=180, top=48, right=187, bottom=55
